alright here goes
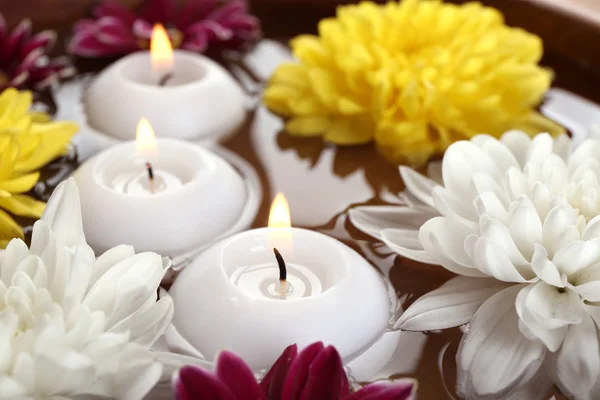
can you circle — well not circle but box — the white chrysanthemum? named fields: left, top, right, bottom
left=350, top=131, right=600, bottom=400
left=0, top=178, right=174, bottom=400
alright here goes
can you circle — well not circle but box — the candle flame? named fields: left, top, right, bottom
left=136, top=117, right=158, bottom=157
left=268, top=193, right=292, bottom=253
left=151, top=23, right=173, bottom=73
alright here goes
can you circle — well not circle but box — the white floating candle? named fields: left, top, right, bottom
left=84, top=24, right=245, bottom=142
left=74, top=119, right=259, bottom=257
left=168, top=194, right=392, bottom=369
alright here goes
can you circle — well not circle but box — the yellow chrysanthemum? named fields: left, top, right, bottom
left=263, top=0, right=564, bottom=166
left=0, top=88, right=78, bottom=246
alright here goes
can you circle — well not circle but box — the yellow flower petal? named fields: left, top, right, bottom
left=0, top=208, right=24, bottom=242
left=324, top=116, right=374, bottom=145
left=0, top=136, right=18, bottom=180
left=286, top=116, right=331, bottom=136
left=262, top=0, right=556, bottom=166
left=0, top=171, right=39, bottom=193
left=16, top=121, right=78, bottom=172
left=0, top=194, right=45, bottom=218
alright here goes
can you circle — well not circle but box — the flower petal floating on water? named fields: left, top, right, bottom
left=173, top=342, right=417, bottom=400
left=350, top=130, right=600, bottom=399
left=70, top=0, right=261, bottom=58
left=0, top=178, right=173, bottom=399
left=0, top=88, right=78, bottom=246
left=0, top=14, right=75, bottom=91
left=264, top=0, right=563, bottom=166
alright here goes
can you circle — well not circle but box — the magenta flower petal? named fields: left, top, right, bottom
left=281, top=342, right=325, bottom=400
left=132, top=19, right=153, bottom=40
left=187, top=20, right=233, bottom=41
left=1, top=19, right=31, bottom=63
left=8, top=71, right=29, bottom=87
left=96, top=16, right=137, bottom=47
left=177, top=0, right=218, bottom=29
left=222, top=14, right=260, bottom=34
left=344, top=381, right=416, bottom=400
left=296, top=346, right=348, bottom=400
left=174, top=365, right=236, bottom=400
left=14, top=47, right=44, bottom=77
left=208, top=1, right=248, bottom=22
left=94, top=1, right=137, bottom=25
left=69, top=31, right=117, bottom=57
left=0, top=13, right=6, bottom=41
left=19, top=30, right=55, bottom=60
left=260, top=344, right=298, bottom=399
left=74, top=19, right=97, bottom=33
left=181, top=32, right=208, bottom=52
left=215, top=351, right=266, bottom=400
left=140, top=0, right=176, bottom=24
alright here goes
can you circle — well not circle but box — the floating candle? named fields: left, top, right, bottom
left=84, top=24, right=245, bottom=142
left=168, top=193, right=392, bottom=369
left=74, top=118, right=259, bottom=256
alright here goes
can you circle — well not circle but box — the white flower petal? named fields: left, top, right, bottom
left=13, top=352, right=35, bottom=390
left=530, top=245, right=563, bottom=287
left=531, top=182, right=552, bottom=222
left=553, top=134, right=572, bottom=163
left=474, top=192, right=508, bottom=223
left=111, top=346, right=162, bottom=400
left=542, top=205, right=579, bottom=258
left=480, top=138, right=521, bottom=173
left=91, top=244, right=136, bottom=288
left=348, top=205, right=437, bottom=241
left=399, top=166, right=438, bottom=207
left=549, top=314, right=600, bottom=399
left=380, top=228, right=434, bottom=264
left=0, top=376, right=27, bottom=397
left=0, top=239, right=29, bottom=284
left=397, top=276, right=509, bottom=331
left=30, top=221, right=57, bottom=284
left=508, top=196, right=542, bottom=260
left=515, top=284, right=568, bottom=351
left=472, top=236, right=534, bottom=283
left=62, top=244, right=95, bottom=312
left=0, top=312, right=18, bottom=372
left=84, top=252, right=164, bottom=329
left=569, top=138, right=600, bottom=176
left=500, top=130, right=531, bottom=167
left=503, top=167, right=529, bottom=201
left=526, top=133, right=554, bottom=164
left=442, top=141, right=501, bottom=201
left=479, top=215, right=530, bottom=271
left=457, top=285, right=546, bottom=397
left=110, top=294, right=174, bottom=347
left=419, top=217, right=485, bottom=277
left=500, top=367, right=552, bottom=400
left=552, top=239, right=600, bottom=276
left=41, top=177, right=86, bottom=248
left=528, top=282, right=583, bottom=329
left=569, top=262, right=600, bottom=301
left=432, top=186, right=478, bottom=225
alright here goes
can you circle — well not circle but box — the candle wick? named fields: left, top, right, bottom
left=146, top=162, right=156, bottom=194
left=273, top=247, right=287, bottom=282
left=158, top=73, right=173, bottom=86
left=273, top=247, right=287, bottom=298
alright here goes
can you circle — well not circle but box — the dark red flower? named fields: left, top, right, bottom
left=173, top=342, right=416, bottom=400
left=0, top=14, right=75, bottom=90
left=69, top=0, right=261, bottom=57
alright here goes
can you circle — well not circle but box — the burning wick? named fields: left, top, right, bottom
left=158, top=73, right=173, bottom=86
left=273, top=247, right=287, bottom=297
left=146, top=162, right=156, bottom=193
